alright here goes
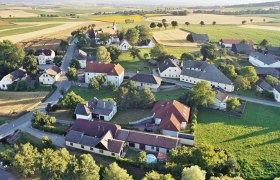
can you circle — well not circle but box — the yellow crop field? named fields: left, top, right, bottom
left=90, top=15, right=144, bottom=23
left=0, top=91, right=48, bottom=117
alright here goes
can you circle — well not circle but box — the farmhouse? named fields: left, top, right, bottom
left=65, top=119, right=125, bottom=158
left=249, top=52, right=280, bottom=68
left=65, top=119, right=182, bottom=157
left=35, top=49, right=55, bottom=65
left=94, top=21, right=120, bottom=45
left=267, top=47, right=280, bottom=57
left=75, top=97, right=117, bottom=121
left=158, top=58, right=181, bottom=79
left=219, top=39, right=254, bottom=48
left=256, top=79, right=274, bottom=93
left=186, top=33, right=209, bottom=43
left=0, top=68, right=27, bottom=90
left=118, top=39, right=132, bottom=51
left=85, top=62, right=124, bottom=87
left=130, top=73, right=162, bottom=92
left=74, top=49, right=87, bottom=68
left=136, top=39, right=155, bottom=49
left=152, top=100, right=190, bottom=137
left=39, top=66, right=61, bottom=85
left=180, top=61, right=234, bottom=92
left=254, top=67, right=280, bottom=79
left=273, top=85, right=280, bottom=102
left=232, top=44, right=254, bottom=55
left=211, top=88, right=228, bottom=111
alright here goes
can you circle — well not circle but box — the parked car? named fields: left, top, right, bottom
left=144, top=128, right=153, bottom=132
left=145, top=122, right=154, bottom=127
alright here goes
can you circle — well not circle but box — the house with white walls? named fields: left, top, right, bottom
left=273, top=85, right=280, bottom=102
left=74, top=49, right=88, bottom=68
left=158, top=58, right=181, bottom=79
left=75, top=97, right=117, bottom=121
left=85, top=62, right=124, bottom=87
left=180, top=61, right=234, bottom=92
left=249, top=52, right=280, bottom=68
left=0, top=68, right=27, bottom=90
left=130, top=73, right=162, bottom=92
left=118, top=39, right=132, bottom=51
left=211, top=88, right=228, bottom=111
left=39, top=66, right=61, bottom=85
left=35, top=49, right=55, bottom=65
left=219, top=39, right=254, bottom=48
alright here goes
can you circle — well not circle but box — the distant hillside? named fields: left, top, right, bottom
left=226, top=1, right=280, bottom=8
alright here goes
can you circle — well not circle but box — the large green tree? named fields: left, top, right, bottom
left=139, top=87, right=156, bottom=108
left=181, top=165, right=206, bottom=180
left=234, top=76, right=251, bottom=90
left=58, top=91, right=85, bottom=109
left=143, top=171, right=175, bottom=180
left=126, top=28, right=140, bottom=45
left=32, top=111, right=56, bottom=127
left=66, top=67, right=78, bottom=82
left=102, top=162, right=133, bottom=180
left=150, top=44, right=167, bottom=59
left=135, top=25, right=152, bottom=42
left=190, top=81, right=215, bottom=107
left=0, top=40, right=25, bottom=78
left=171, top=21, right=178, bottom=29
left=181, top=53, right=194, bottom=61
left=200, top=44, right=217, bottom=61
left=129, top=47, right=140, bottom=59
left=227, top=97, right=241, bottom=111
left=73, top=154, right=100, bottom=180
left=240, top=66, right=258, bottom=83
left=99, top=33, right=111, bottom=45
left=13, top=143, right=40, bottom=177
left=70, top=58, right=81, bottom=69
left=96, top=46, right=111, bottom=64
left=23, top=55, right=39, bottom=78
left=107, top=46, right=121, bottom=63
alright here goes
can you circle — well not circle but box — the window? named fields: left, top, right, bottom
left=70, top=143, right=73, bottom=146
left=81, top=145, right=84, bottom=149
left=90, top=147, right=93, bottom=151
left=99, top=149, right=104, bottom=153
left=151, top=146, right=155, bottom=150
left=111, top=153, right=115, bottom=156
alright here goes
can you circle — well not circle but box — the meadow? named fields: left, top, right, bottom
left=90, top=14, right=144, bottom=23
left=0, top=91, right=48, bottom=117
left=180, top=25, right=280, bottom=46
left=196, top=102, right=280, bottom=179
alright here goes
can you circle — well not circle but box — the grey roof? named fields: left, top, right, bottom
left=75, top=49, right=87, bottom=60
left=74, top=103, right=91, bottom=116
left=187, top=33, right=209, bottom=43
left=115, top=129, right=130, bottom=141
left=274, top=85, right=280, bottom=93
left=256, top=79, right=273, bottom=91
left=35, top=49, right=54, bottom=56
left=250, top=52, right=280, bottom=65
left=158, top=58, right=180, bottom=73
left=267, top=47, right=280, bottom=56
left=4, top=68, right=27, bottom=82
left=255, top=67, right=280, bottom=79
left=79, top=135, right=100, bottom=147
left=181, top=61, right=233, bottom=85
left=65, top=130, right=84, bottom=143
left=131, top=73, right=162, bottom=85
left=232, top=44, right=254, bottom=55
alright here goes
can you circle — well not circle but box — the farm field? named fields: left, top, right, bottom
left=153, top=29, right=199, bottom=47
left=146, top=14, right=275, bottom=25
left=0, top=91, right=48, bottom=117
left=0, top=10, right=38, bottom=18
left=90, top=14, right=144, bottom=23
left=196, top=102, right=280, bottom=179
left=241, top=24, right=280, bottom=31
left=181, top=25, right=280, bottom=46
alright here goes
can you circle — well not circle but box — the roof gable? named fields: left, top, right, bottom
left=85, top=62, right=124, bottom=76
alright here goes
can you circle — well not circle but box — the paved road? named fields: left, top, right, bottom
left=230, top=94, right=280, bottom=108
left=0, top=38, right=77, bottom=140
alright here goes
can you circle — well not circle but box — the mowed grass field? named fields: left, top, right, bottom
left=0, top=91, right=48, bottom=117
left=90, top=14, right=144, bottom=23
left=153, top=29, right=199, bottom=47
left=196, top=102, right=280, bottom=178
left=181, top=25, right=280, bottom=46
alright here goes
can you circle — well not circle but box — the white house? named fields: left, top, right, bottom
left=0, top=68, right=27, bottom=90
left=85, top=62, right=124, bottom=87
left=180, top=61, right=234, bottom=92
left=256, top=79, right=274, bottom=93
left=158, top=58, right=181, bottom=79
left=74, top=49, right=87, bottom=69
left=219, top=39, right=254, bottom=48
left=75, top=97, right=117, bottom=121
left=211, top=89, right=228, bottom=111
left=136, top=39, right=155, bottom=49
left=39, top=66, right=61, bottom=85
left=118, top=39, right=132, bottom=51
left=130, top=73, right=162, bottom=92
left=35, top=49, right=55, bottom=65
left=249, top=52, right=280, bottom=68
left=152, top=100, right=190, bottom=137
left=273, top=85, right=280, bottom=102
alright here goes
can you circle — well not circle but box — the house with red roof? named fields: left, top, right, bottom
left=219, top=39, right=254, bottom=48
left=85, top=62, right=124, bottom=87
left=152, top=100, right=190, bottom=137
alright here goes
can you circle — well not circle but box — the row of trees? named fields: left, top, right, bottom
left=118, top=25, right=152, bottom=45
left=150, top=20, right=178, bottom=30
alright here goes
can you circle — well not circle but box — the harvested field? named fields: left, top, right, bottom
left=146, top=14, right=275, bottom=25
left=0, top=10, right=38, bottom=18
left=240, top=24, right=280, bottom=31
left=90, top=15, right=144, bottom=23
left=0, top=91, right=48, bottom=117
left=21, top=38, right=62, bottom=51
left=0, top=20, right=13, bottom=25
left=153, top=29, right=199, bottom=47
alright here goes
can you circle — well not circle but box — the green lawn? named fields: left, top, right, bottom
left=50, top=110, right=74, bottom=121
left=155, top=88, right=186, bottom=101
left=0, top=24, right=33, bottom=30
left=0, top=23, right=62, bottom=37
left=0, top=144, right=12, bottom=152
left=15, top=132, right=43, bottom=150
left=0, top=117, right=14, bottom=125
left=164, top=46, right=200, bottom=59
left=68, top=87, right=114, bottom=101
left=236, top=89, right=274, bottom=101
left=196, top=102, right=280, bottom=179
left=181, top=25, right=280, bottom=46
left=111, top=109, right=153, bottom=125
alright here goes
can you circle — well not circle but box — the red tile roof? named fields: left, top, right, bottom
left=85, top=62, right=124, bottom=76
left=221, top=39, right=254, bottom=45
left=152, top=100, right=190, bottom=132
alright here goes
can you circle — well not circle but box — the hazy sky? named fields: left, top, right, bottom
left=3, top=0, right=280, bottom=6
